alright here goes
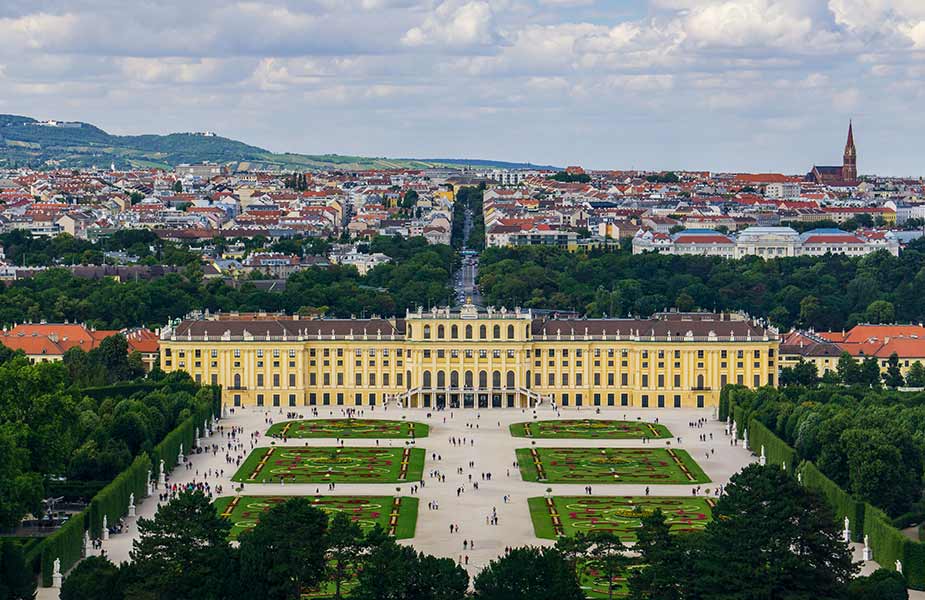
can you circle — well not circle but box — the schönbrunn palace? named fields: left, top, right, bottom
left=159, top=302, right=780, bottom=410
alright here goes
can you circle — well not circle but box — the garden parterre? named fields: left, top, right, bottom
left=516, top=447, right=710, bottom=484
left=266, top=418, right=429, bottom=439
left=213, top=495, right=419, bottom=540
left=510, top=419, right=671, bottom=439
left=529, top=496, right=714, bottom=541
left=231, top=446, right=426, bottom=484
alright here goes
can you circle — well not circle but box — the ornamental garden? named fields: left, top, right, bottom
left=231, top=446, right=426, bottom=484
left=266, top=418, right=429, bottom=439
left=213, top=495, right=419, bottom=540
left=529, top=496, right=715, bottom=540
left=516, top=447, right=710, bottom=484
left=510, top=419, right=671, bottom=439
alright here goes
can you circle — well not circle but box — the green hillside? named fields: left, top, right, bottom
left=0, top=114, right=551, bottom=172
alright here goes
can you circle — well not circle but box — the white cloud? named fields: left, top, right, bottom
left=402, top=1, right=498, bottom=49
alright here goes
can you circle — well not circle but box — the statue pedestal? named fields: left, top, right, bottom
left=863, top=547, right=872, bottom=561
left=129, top=504, right=136, bottom=518
left=53, top=573, right=62, bottom=588
left=842, top=529, right=851, bottom=543
left=146, top=482, right=153, bottom=497
left=102, top=528, right=109, bottom=541
left=158, top=473, right=165, bottom=487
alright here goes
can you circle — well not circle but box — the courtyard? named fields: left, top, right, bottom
left=66, top=404, right=761, bottom=599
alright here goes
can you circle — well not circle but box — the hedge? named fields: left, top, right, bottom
left=38, top=510, right=87, bottom=587
left=149, top=386, right=219, bottom=482
left=33, top=384, right=222, bottom=587
left=747, top=420, right=796, bottom=473
left=797, top=461, right=864, bottom=542
left=864, top=503, right=925, bottom=589
left=88, top=454, right=151, bottom=538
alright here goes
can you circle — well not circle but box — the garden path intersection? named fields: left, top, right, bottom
left=79, top=406, right=753, bottom=576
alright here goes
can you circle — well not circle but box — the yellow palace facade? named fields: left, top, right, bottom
left=159, top=303, right=780, bottom=410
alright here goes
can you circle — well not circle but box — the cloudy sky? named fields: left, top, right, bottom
left=0, top=0, right=923, bottom=174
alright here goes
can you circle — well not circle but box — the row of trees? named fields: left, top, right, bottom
left=51, top=466, right=904, bottom=600
left=0, top=352, right=210, bottom=529
left=781, top=353, right=925, bottom=389
left=0, top=230, right=200, bottom=268
left=477, top=241, right=925, bottom=330
left=726, top=384, right=925, bottom=518
left=0, top=237, right=456, bottom=328
left=452, top=186, right=485, bottom=251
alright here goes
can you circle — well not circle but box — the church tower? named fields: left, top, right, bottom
left=842, top=120, right=857, bottom=183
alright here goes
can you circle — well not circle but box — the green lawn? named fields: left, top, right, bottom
left=510, top=419, right=671, bottom=439
left=232, top=446, right=425, bottom=484
left=267, top=418, right=429, bottom=439
left=214, top=495, right=418, bottom=540
left=528, top=496, right=715, bottom=541
left=516, top=447, right=710, bottom=484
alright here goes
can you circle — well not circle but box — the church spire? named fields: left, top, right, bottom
left=843, top=120, right=857, bottom=183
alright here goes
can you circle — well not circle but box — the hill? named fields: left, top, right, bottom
left=0, top=114, right=558, bottom=172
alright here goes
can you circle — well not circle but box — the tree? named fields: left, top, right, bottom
left=837, top=352, right=862, bottom=386
left=401, top=190, right=419, bottom=209
left=883, top=352, right=904, bottom=388
left=780, top=358, right=818, bottom=387
left=473, top=546, right=585, bottom=600
left=352, top=535, right=468, bottom=600
left=60, top=556, right=122, bottom=600
left=326, top=512, right=364, bottom=600
left=905, top=361, right=925, bottom=387
left=586, top=532, right=629, bottom=600
left=238, top=497, right=329, bottom=600
left=0, top=540, right=36, bottom=600
left=692, top=465, right=857, bottom=600
left=865, top=300, right=895, bottom=324
left=628, top=509, right=692, bottom=600
left=860, top=356, right=881, bottom=387
left=847, top=568, right=908, bottom=600
left=126, top=490, right=233, bottom=600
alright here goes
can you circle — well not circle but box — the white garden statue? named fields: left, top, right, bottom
left=863, top=535, right=872, bottom=561
left=896, top=560, right=903, bottom=574
left=158, top=459, right=166, bottom=486
left=743, top=428, right=749, bottom=450
left=129, top=492, right=136, bottom=518
left=102, top=515, right=109, bottom=541
left=842, top=516, right=850, bottom=542
left=759, top=445, right=767, bottom=466
left=52, top=558, right=62, bottom=588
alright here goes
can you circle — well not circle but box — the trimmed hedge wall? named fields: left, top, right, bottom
left=39, top=510, right=87, bottom=587
left=797, top=461, right=864, bottom=542
left=747, top=420, right=796, bottom=473
left=864, top=503, right=925, bottom=589
left=88, top=454, right=151, bottom=538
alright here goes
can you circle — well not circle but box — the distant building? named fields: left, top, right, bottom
left=781, top=324, right=925, bottom=379
left=807, top=122, right=858, bottom=187
left=633, top=226, right=899, bottom=258
left=0, top=323, right=158, bottom=370
left=175, top=163, right=228, bottom=179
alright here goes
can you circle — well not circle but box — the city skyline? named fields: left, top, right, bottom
left=0, top=1, right=923, bottom=175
